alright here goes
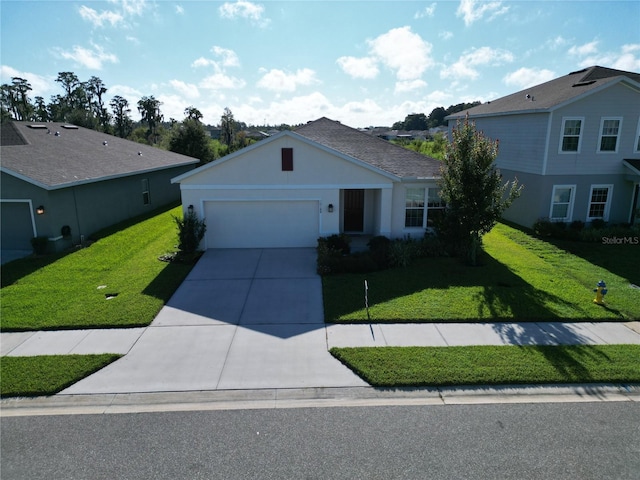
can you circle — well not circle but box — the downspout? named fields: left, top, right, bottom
left=541, top=111, right=553, bottom=176
left=72, top=186, right=83, bottom=243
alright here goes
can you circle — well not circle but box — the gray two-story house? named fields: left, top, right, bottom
left=447, top=66, right=640, bottom=228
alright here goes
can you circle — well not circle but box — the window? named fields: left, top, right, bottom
left=549, top=185, right=575, bottom=221
left=587, top=185, right=613, bottom=221
left=635, top=117, right=640, bottom=153
left=281, top=148, right=293, bottom=171
left=598, top=117, right=622, bottom=153
left=426, top=188, right=445, bottom=228
left=559, top=118, right=583, bottom=153
left=142, top=178, right=150, bottom=205
left=405, top=188, right=425, bottom=227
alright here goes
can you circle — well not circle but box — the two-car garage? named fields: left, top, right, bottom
left=203, top=200, right=320, bottom=249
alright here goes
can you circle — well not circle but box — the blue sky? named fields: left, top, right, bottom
left=2, top=0, right=639, bottom=128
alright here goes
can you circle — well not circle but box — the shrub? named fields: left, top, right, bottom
left=323, top=234, right=351, bottom=255
left=590, top=218, right=607, bottom=230
left=389, top=238, right=418, bottom=268
left=367, top=236, right=391, bottom=269
left=30, top=236, right=48, bottom=255
left=173, top=210, right=206, bottom=254
left=418, top=231, right=447, bottom=257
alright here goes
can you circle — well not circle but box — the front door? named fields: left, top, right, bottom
left=343, top=189, right=364, bottom=232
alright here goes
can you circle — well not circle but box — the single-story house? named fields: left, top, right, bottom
left=447, top=65, right=640, bottom=228
left=1, top=121, right=199, bottom=253
left=171, top=117, right=443, bottom=249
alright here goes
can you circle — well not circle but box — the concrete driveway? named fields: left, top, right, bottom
left=62, top=248, right=366, bottom=395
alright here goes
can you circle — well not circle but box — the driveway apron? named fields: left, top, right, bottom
left=62, top=248, right=366, bottom=395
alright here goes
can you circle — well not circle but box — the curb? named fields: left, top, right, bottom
left=2, top=384, right=638, bottom=417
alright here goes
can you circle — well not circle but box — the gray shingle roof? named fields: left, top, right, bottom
left=447, top=66, right=640, bottom=119
left=294, top=117, right=441, bottom=179
left=1, top=121, right=199, bottom=189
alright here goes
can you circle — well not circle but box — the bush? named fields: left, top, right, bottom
left=367, top=236, right=391, bottom=269
left=418, top=232, right=447, bottom=257
left=323, top=234, right=351, bottom=255
left=389, top=238, right=418, bottom=268
left=590, top=218, right=607, bottom=230
left=173, top=210, right=206, bottom=254
left=30, top=236, right=48, bottom=255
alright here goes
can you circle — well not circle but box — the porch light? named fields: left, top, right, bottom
left=327, top=204, right=334, bottom=213
left=188, top=204, right=194, bottom=212
left=36, top=205, right=45, bottom=215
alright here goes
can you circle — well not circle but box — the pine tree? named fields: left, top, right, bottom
left=438, top=115, right=523, bottom=265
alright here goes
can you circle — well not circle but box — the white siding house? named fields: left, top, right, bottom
left=171, top=117, right=442, bottom=249
left=447, top=66, right=640, bottom=228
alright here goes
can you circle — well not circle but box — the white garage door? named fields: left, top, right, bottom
left=204, top=200, right=319, bottom=248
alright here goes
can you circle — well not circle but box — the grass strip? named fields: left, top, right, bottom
left=1, top=204, right=195, bottom=331
left=330, top=344, right=640, bottom=387
left=0, top=354, right=121, bottom=397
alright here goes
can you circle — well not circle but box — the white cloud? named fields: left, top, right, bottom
left=395, top=79, right=427, bottom=93
left=257, top=68, right=320, bottom=92
left=441, top=46, right=514, bottom=80
left=125, top=35, right=140, bottom=45
left=568, top=41, right=640, bottom=71
left=336, top=56, right=379, bottom=79
left=568, top=40, right=599, bottom=57
left=503, top=67, right=556, bottom=89
left=199, top=73, right=246, bottom=90
left=219, top=1, right=270, bottom=27
left=78, top=5, right=124, bottom=27
left=439, top=31, right=454, bottom=40
left=0, top=66, right=54, bottom=98
left=175, top=5, right=184, bottom=15
left=169, top=80, right=200, bottom=99
left=456, top=0, right=509, bottom=26
left=414, top=3, right=437, bottom=19
left=192, top=57, right=215, bottom=68
left=54, top=43, right=118, bottom=70
left=367, top=26, right=434, bottom=81
left=211, top=46, right=240, bottom=68
left=119, top=0, right=147, bottom=17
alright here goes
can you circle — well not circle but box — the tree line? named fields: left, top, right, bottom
left=392, top=102, right=481, bottom=131
left=0, top=72, right=267, bottom=164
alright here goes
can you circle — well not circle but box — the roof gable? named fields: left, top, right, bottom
left=448, top=66, right=640, bottom=119
left=1, top=121, right=199, bottom=190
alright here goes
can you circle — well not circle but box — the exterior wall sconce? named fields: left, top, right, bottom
left=36, top=205, right=45, bottom=215
left=327, top=204, right=334, bottom=213
left=188, top=204, right=194, bottom=212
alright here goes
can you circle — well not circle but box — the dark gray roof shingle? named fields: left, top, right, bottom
left=447, top=66, right=640, bottom=119
left=295, top=117, right=441, bottom=179
left=1, top=121, right=199, bottom=189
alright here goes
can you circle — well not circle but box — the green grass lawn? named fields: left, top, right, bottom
left=0, top=354, right=121, bottom=397
left=331, top=345, right=640, bottom=387
left=323, top=223, right=640, bottom=322
left=1, top=204, right=195, bottom=331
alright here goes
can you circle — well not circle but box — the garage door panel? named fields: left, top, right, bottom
left=205, top=201, right=319, bottom=248
left=1, top=202, right=34, bottom=250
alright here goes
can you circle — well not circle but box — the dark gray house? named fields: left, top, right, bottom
left=1, top=121, right=198, bottom=254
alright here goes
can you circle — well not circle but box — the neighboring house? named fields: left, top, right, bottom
left=1, top=121, right=199, bottom=252
left=447, top=65, right=640, bottom=228
left=171, top=117, right=442, bottom=248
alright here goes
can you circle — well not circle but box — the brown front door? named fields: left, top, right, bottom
left=344, top=189, right=364, bottom=232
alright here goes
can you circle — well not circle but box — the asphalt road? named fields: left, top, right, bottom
left=2, top=402, right=639, bottom=479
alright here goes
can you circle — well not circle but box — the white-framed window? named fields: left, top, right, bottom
left=597, top=117, right=622, bottom=153
left=549, top=185, right=576, bottom=222
left=426, top=188, right=446, bottom=228
left=587, top=185, right=613, bottom=221
left=405, top=188, right=425, bottom=228
left=142, top=178, right=150, bottom=205
left=635, top=117, right=640, bottom=153
left=559, top=117, right=583, bottom=153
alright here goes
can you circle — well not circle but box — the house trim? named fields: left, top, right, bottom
left=0, top=198, right=38, bottom=238
left=179, top=183, right=393, bottom=190
left=596, top=117, right=623, bottom=154
left=549, top=184, right=577, bottom=222
left=585, top=184, right=614, bottom=221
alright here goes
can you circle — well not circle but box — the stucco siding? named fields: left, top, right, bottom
left=546, top=82, right=640, bottom=176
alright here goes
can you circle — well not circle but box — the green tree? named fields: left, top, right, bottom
left=137, top=95, right=163, bottom=143
left=169, top=118, right=215, bottom=164
left=33, top=96, right=48, bottom=121
left=110, top=95, right=133, bottom=138
left=86, top=76, right=110, bottom=131
left=220, top=107, right=235, bottom=148
left=438, top=116, right=522, bottom=265
left=0, top=77, right=34, bottom=120
left=184, top=106, right=203, bottom=122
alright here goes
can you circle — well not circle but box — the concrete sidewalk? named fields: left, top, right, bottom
left=2, top=247, right=639, bottom=398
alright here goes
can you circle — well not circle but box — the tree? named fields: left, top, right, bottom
left=33, top=96, right=48, bottom=121
left=137, top=96, right=163, bottom=143
left=86, top=76, right=110, bottom=131
left=0, top=77, right=34, bottom=120
left=427, top=107, right=446, bottom=128
left=438, top=116, right=523, bottom=265
left=220, top=107, right=235, bottom=147
left=110, top=95, right=133, bottom=138
left=184, top=106, right=203, bottom=122
left=169, top=118, right=215, bottom=164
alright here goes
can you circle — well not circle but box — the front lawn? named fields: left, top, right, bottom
left=323, top=223, right=640, bottom=322
left=0, top=354, right=120, bottom=397
left=1, top=204, right=195, bottom=331
left=331, top=345, right=640, bottom=387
